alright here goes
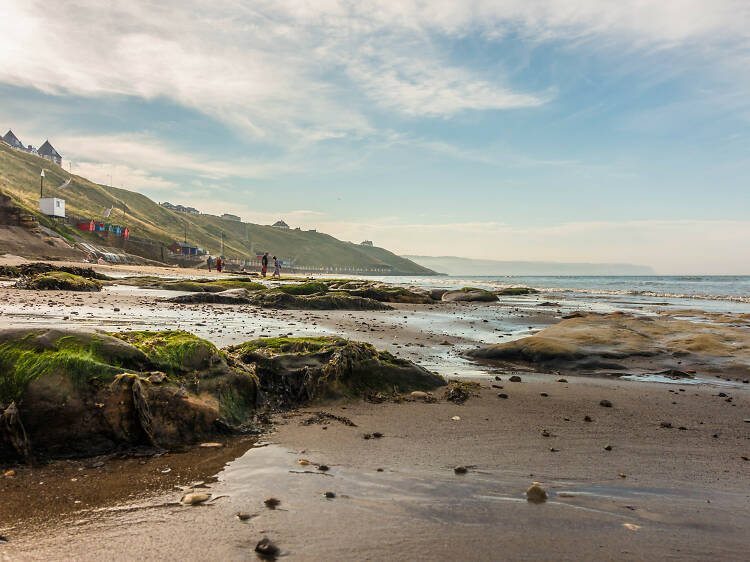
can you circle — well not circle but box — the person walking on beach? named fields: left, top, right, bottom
left=207, top=256, right=213, bottom=272
left=272, top=256, right=280, bottom=279
left=216, top=257, right=223, bottom=273
left=261, top=252, right=269, bottom=277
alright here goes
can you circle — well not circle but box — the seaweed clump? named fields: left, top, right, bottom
left=442, top=287, right=498, bottom=303
left=20, top=271, right=103, bottom=292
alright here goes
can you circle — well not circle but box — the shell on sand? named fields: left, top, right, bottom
left=181, top=492, right=211, bottom=505
left=525, top=482, right=547, bottom=503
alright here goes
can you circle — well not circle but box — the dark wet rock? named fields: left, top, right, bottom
left=317, top=464, right=329, bottom=471
left=653, top=369, right=693, bottom=379
left=540, top=392, right=548, bottom=397
left=323, top=491, right=336, bottom=498
left=454, top=465, right=468, bottom=474
left=718, top=392, right=728, bottom=397
left=343, top=285, right=434, bottom=304
left=525, top=482, right=547, bottom=502
left=584, top=415, right=593, bottom=422
left=562, top=311, right=587, bottom=319
left=255, top=537, right=280, bottom=559
left=494, top=376, right=502, bottom=381
left=599, top=399, right=613, bottom=408
left=227, top=337, right=445, bottom=409
left=442, top=287, right=498, bottom=303
left=497, top=393, right=508, bottom=399
left=537, top=301, right=559, bottom=307
left=509, top=375, right=522, bottom=382
left=19, top=271, right=102, bottom=292
left=2, top=262, right=111, bottom=280
left=556, top=378, right=568, bottom=383
left=427, top=288, right=449, bottom=301
left=372, top=432, right=383, bottom=438
left=660, top=422, right=673, bottom=428
left=604, top=445, right=613, bottom=451
left=302, top=412, right=357, bottom=427
left=237, top=512, right=253, bottom=521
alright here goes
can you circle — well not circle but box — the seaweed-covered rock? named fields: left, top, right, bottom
left=167, top=288, right=254, bottom=304
left=442, top=287, right=498, bottom=303
left=497, top=286, right=538, bottom=295
left=114, top=276, right=265, bottom=293
left=20, top=271, right=103, bottom=292
left=0, top=328, right=260, bottom=461
left=0, top=266, right=20, bottom=278
left=18, top=262, right=111, bottom=280
left=227, top=336, right=445, bottom=409
left=275, top=281, right=329, bottom=295
left=344, top=286, right=434, bottom=304
left=248, top=291, right=392, bottom=310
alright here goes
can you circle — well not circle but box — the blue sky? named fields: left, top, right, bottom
left=1, top=1, right=749, bottom=273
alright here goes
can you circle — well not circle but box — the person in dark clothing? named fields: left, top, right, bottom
left=216, top=257, right=223, bottom=273
left=261, top=252, right=269, bottom=277
left=207, top=256, right=213, bottom=272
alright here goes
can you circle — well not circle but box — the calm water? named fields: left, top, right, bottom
left=351, top=274, right=750, bottom=313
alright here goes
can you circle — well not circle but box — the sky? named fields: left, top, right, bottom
left=1, top=0, right=749, bottom=274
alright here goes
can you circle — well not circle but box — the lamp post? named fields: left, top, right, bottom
left=40, top=169, right=45, bottom=197
left=220, top=231, right=225, bottom=258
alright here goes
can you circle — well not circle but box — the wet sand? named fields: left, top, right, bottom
left=1, top=261, right=749, bottom=560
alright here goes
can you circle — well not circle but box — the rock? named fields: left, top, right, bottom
left=451, top=416, right=461, bottom=421
left=541, top=429, right=551, bottom=437
left=540, top=392, right=548, bottom=397
left=619, top=473, right=627, bottom=478
left=454, top=465, right=468, bottom=474
left=497, top=287, right=538, bottom=296
left=20, top=272, right=102, bottom=292
left=525, top=482, right=547, bottom=503
left=264, top=497, right=281, bottom=509
left=660, top=422, right=673, bottom=428
left=317, top=464, right=330, bottom=471
left=441, top=288, right=498, bottom=303
left=181, top=492, right=211, bottom=505
left=443, top=381, right=480, bottom=404
left=323, top=491, right=336, bottom=499
left=556, top=378, right=568, bottom=383
left=599, top=399, right=613, bottom=408
left=147, top=371, right=166, bottom=384
left=236, top=512, right=253, bottom=521
left=440, top=341, right=452, bottom=346
left=410, top=391, right=428, bottom=399
left=718, top=392, right=728, bottom=397
left=2, top=469, right=16, bottom=478
left=494, top=376, right=502, bottom=381
left=372, top=432, right=383, bottom=438
left=497, top=393, right=508, bottom=399
left=509, top=375, right=522, bottom=382
left=604, top=445, right=613, bottom=451
left=363, top=433, right=372, bottom=439
left=584, top=415, right=593, bottom=422
left=199, top=442, right=223, bottom=448
left=255, top=537, right=280, bottom=559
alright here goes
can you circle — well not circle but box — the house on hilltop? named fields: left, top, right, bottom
left=3, top=130, right=24, bottom=149
left=222, top=213, right=241, bottom=221
left=360, top=240, right=373, bottom=246
left=272, top=219, right=289, bottom=229
left=38, top=140, right=62, bottom=166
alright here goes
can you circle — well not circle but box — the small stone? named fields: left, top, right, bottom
left=363, top=433, right=372, bottom=439
left=604, top=445, right=612, bottom=451
left=376, top=468, right=384, bottom=472
left=678, top=426, right=687, bottom=430
left=298, top=459, right=310, bottom=465
left=497, top=393, right=508, bottom=399
left=660, top=422, right=673, bottom=428
left=410, top=391, right=428, bottom=399
left=180, top=492, right=211, bottom=505
left=509, top=375, right=522, bottom=382
left=495, top=376, right=502, bottom=381
left=454, top=465, right=468, bottom=474
left=599, top=400, right=613, bottom=408
left=556, top=378, right=568, bottom=383
left=372, top=432, right=383, bottom=438
left=618, top=473, right=627, bottom=478
left=3, top=469, right=16, bottom=478
left=317, top=465, right=330, bottom=471
left=113, top=308, right=120, bottom=312
left=236, top=512, right=253, bottom=521
left=718, top=392, right=728, bottom=397
left=541, top=430, right=551, bottom=437
left=584, top=415, right=593, bottom=422
left=540, top=392, right=548, bottom=397
left=549, top=448, right=559, bottom=452
left=451, top=416, right=461, bottom=421
left=264, top=497, right=280, bottom=509
left=324, top=491, right=336, bottom=499
left=525, top=482, right=547, bottom=503
left=255, top=537, right=280, bottom=559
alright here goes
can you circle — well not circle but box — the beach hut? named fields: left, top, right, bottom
left=77, top=219, right=96, bottom=231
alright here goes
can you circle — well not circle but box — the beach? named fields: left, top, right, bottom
left=1, top=259, right=749, bottom=560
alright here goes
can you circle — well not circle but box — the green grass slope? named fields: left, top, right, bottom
left=0, top=142, right=434, bottom=274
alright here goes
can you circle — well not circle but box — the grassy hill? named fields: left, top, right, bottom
left=0, top=142, right=434, bottom=274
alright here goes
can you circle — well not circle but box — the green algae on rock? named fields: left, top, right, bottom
left=496, top=287, right=538, bottom=295
left=0, top=328, right=260, bottom=461
left=227, top=336, right=446, bottom=408
left=442, top=287, right=498, bottom=303
left=20, top=271, right=103, bottom=292
left=247, top=291, right=392, bottom=310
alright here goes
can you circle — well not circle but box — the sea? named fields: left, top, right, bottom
left=359, top=275, right=750, bottom=314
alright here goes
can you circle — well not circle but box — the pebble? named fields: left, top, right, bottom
left=410, top=391, right=428, bottom=399
left=540, top=392, right=548, bottom=397
left=497, top=393, right=508, bottom=399
left=525, top=482, right=547, bottom=503
left=180, top=492, right=211, bottom=505
left=660, top=422, right=673, bottom=428
left=454, top=465, right=468, bottom=474
left=255, top=537, right=280, bottom=559
left=599, top=400, right=613, bottom=408
left=317, top=465, right=330, bottom=471
left=324, top=491, right=336, bottom=499
left=236, top=512, right=253, bottom=521
left=556, top=378, right=568, bottom=383
left=604, top=445, right=613, bottom=451
left=264, top=497, right=281, bottom=509
left=451, top=416, right=461, bottom=421
left=3, top=469, right=16, bottom=478
left=584, top=415, right=593, bottom=422
left=372, top=432, right=383, bottom=438
left=509, top=375, right=522, bottom=382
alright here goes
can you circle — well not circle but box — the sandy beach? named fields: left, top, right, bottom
left=1, top=259, right=749, bottom=561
